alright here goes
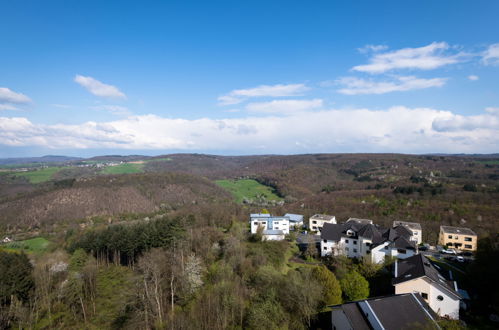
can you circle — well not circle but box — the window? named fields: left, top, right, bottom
left=323, top=247, right=327, bottom=250
left=345, top=247, right=349, bottom=252
left=454, top=236, right=458, bottom=240
left=353, top=249, right=357, bottom=253
left=312, top=220, right=317, bottom=224
left=464, top=237, right=472, bottom=242
left=413, top=231, right=418, bottom=235
left=353, top=240, right=357, bottom=245
left=422, top=293, right=428, bottom=300
left=397, top=249, right=407, bottom=254
left=365, top=242, right=371, bottom=247
left=345, top=239, right=349, bottom=243
left=437, top=295, right=444, bottom=301
left=366, top=251, right=371, bottom=254
left=323, top=240, right=327, bottom=243
left=465, top=244, right=472, bottom=249
left=384, top=246, right=389, bottom=250
left=448, top=235, right=452, bottom=239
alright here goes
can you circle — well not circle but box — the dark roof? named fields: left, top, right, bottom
left=321, top=223, right=345, bottom=241
left=393, top=254, right=461, bottom=300
left=340, top=303, right=371, bottom=330
left=440, top=226, right=476, bottom=236
left=331, top=293, right=438, bottom=330
left=390, top=236, right=417, bottom=250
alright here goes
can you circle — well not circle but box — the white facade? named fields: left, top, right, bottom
left=322, top=237, right=415, bottom=263
left=394, top=277, right=460, bottom=320
left=250, top=215, right=290, bottom=241
left=309, top=214, right=336, bottom=233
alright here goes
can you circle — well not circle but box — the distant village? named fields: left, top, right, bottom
left=250, top=212, right=477, bottom=328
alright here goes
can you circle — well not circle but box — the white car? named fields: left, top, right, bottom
left=456, top=256, right=465, bottom=262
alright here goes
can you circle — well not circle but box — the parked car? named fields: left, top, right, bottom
left=442, top=249, right=457, bottom=255
left=456, top=256, right=465, bottom=262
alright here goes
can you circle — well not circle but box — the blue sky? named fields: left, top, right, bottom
left=1, top=0, right=498, bottom=157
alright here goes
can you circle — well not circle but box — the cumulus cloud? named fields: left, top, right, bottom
left=0, top=87, right=31, bottom=104
left=90, top=105, right=131, bottom=116
left=482, top=43, right=499, bottom=66
left=218, top=83, right=309, bottom=105
left=432, top=108, right=499, bottom=132
left=468, top=75, right=479, bottom=81
left=245, top=99, right=323, bottom=114
left=352, top=42, right=464, bottom=74
left=337, top=76, right=447, bottom=95
left=0, top=107, right=497, bottom=153
left=74, top=75, right=127, bottom=99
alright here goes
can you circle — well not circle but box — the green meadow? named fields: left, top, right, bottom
left=215, top=179, right=282, bottom=203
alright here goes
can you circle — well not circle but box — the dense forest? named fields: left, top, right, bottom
left=0, top=153, right=498, bottom=329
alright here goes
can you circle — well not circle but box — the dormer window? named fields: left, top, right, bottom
left=347, top=230, right=355, bottom=237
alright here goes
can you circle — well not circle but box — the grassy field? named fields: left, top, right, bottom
left=102, top=163, right=144, bottom=174
left=14, top=166, right=66, bottom=183
left=146, top=157, right=172, bottom=162
left=215, top=179, right=282, bottom=203
left=2, top=237, right=50, bottom=254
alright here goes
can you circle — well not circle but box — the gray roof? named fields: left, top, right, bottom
left=310, top=214, right=335, bottom=221
left=250, top=213, right=270, bottom=218
left=284, top=213, right=303, bottom=222
left=330, top=293, right=438, bottom=330
left=440, top=226, right=477, bottom=236
left=263, top=229, right=284, bottom=235
left=393, top=221, right=422, bottom=230
left=347, top=217, right=373, bottom=224
left=393, top=254, right=461, bottom=300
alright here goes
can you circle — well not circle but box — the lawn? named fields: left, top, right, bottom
left=102, top=163, right=144, bottom=174
left=2, top=237, right=51, bottom=254
left=14, top=166, right=66, bottom=183
left=215, top=179, right=283, bottom=203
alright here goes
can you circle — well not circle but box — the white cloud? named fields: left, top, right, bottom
left=90, top=105, right=131, bottom=116
left=352, top=42, right=463, bottom=74
left=432, top=108, right=499, bottom=132
left=357, top=44, right=388, bottom=54
left=246, top=99, right=323, bottom=114
left=0, top=104, right=19, bottom=111
left=468, top=75, right=479, bottom=81
left=0, top=87, right=31, bottom=104
left=218, top=83, right=309, bottom=105
left=482, top=43, right=499, bottom=66
left=74, top=75, right=127, bottom=99
left=337, top=76, right=447, bottom=95
left=1, top=107, right=497, bottom=153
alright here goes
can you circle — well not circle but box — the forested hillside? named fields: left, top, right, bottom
left=0, top=153, right=497, bottom=329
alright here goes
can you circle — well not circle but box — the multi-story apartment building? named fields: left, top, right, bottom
left=309, top=214, right=336, bottom=233
left=438, top=226, right=477, bottom=251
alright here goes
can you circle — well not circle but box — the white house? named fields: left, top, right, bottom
left=393, top=220, right=422, bottom=245
left=320, top=222, right=417, bottom=263
left=393, top=254, right=461, bottom=320
left=309, top=214, right=336, bottom=234
left=249, top=214, right=290, bottom=241
left=284, top=213, right=304, bottom=229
